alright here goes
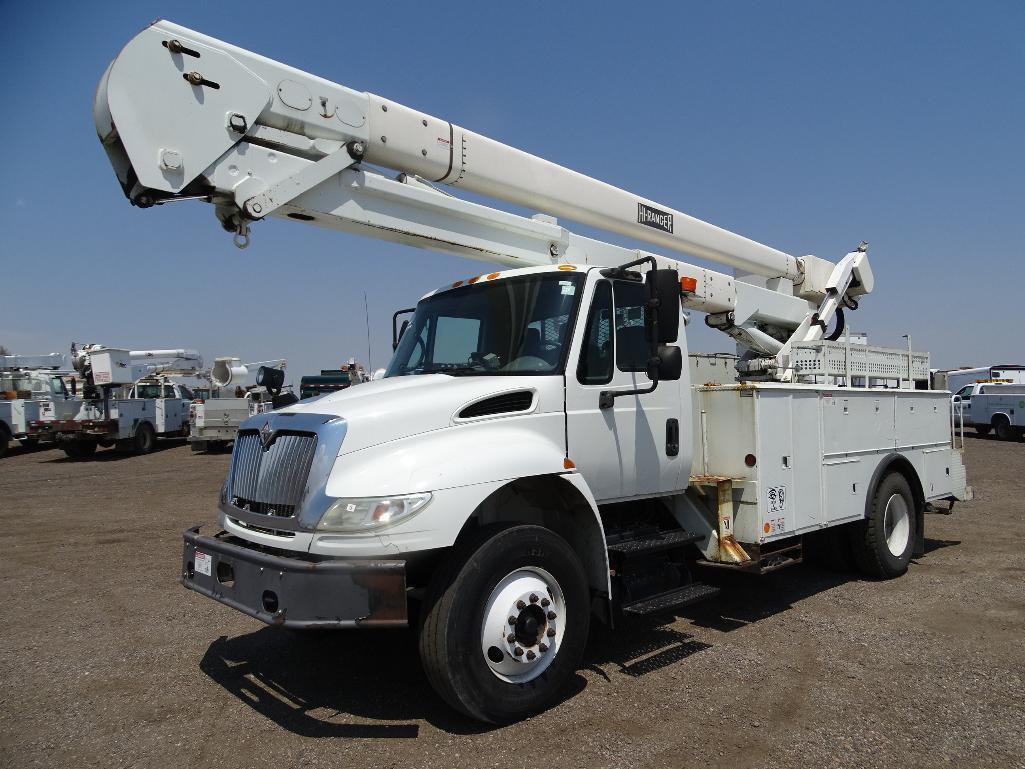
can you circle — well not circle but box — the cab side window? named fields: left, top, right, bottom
left=613, top=280, right=649, bottom=372
left=577, top=281, right=613, bottom=385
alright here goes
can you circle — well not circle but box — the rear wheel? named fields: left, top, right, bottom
left=851, top=472, right=916, bottom=579
left=419, top=524, right=590, bottom=723
left=134, top=422, right=157, bottom=454
left=994, top=416, right=1014, bottom=441
left=63, top=440, right=98, bottom=459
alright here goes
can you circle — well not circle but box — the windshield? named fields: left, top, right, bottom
left=386, top=273, right=583, bottom=377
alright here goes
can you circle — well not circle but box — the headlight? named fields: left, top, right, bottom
left=316, top=493, right=433, bottom=532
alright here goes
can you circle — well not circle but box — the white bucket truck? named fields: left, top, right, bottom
left=30, top=344, right=203, bottom=458
left=188, top=357, right=286, bottom=452
left=96, top=22, right=971, bottom=722
left=0, top=353, right=80, bottom=458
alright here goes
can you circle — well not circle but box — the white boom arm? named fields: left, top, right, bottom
left=94, top=20, right=874, bottom=376
left=72, top=344, right=204, bottom=379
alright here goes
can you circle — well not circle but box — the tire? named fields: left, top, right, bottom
left=63, top=440, right=98, bottom=459
left=0, top=425, right=11, bottom=458
left=850, top=472, right=916, bottom=579
left=974, top=425, right=991, bottom=436
left=134, top=422, right=157, bottom=454
left=994, top=416, right=1014, bottom=441
left=418, top=524, right=590, bottom=724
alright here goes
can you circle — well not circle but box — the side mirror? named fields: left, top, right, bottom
left=645, top=268, right=680, bottom=343
left=392, top=307, right=416, bottom=350
left=951, top=395, right=961, bottom=403
left=396, top=319, right=410, bottom=349
left=653, top=345, right=682, bottom=382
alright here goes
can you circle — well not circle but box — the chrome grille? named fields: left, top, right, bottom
left=230, top=430, right=318, bottom=517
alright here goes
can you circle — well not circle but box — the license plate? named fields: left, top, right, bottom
left=194, top=551, right=212, bottom=576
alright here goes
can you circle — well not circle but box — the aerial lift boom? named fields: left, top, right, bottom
left=94, top=20, right=875, bottom=380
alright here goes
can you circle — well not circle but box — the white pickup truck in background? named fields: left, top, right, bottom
left=29, top=346, right=203, bottom=458
left=955, top=384, right=1025, bottom=440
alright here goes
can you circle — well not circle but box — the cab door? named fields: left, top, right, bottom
left=565, top=273, right=688, bottom=503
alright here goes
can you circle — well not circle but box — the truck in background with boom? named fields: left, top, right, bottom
left=30, top=344, right=203, bottom=458
left=0, top=353, right=80, bottom=458
left=189, top=357, right=287, bottom=452
left=96, top=21, right=971, bottom=723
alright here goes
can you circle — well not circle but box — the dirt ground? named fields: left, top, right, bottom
left=0, top=434, right=1022, bottom=769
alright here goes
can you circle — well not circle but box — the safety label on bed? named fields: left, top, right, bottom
left=767, top=485, right=787, bottom=515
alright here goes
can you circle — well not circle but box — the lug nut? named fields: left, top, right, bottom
left=516, top=600, right=526, bottom=610
left=508, top=616, right=516, bottom=625
left=513, top=647, right=524, bottom=657
left=547, top=611, right=557, bottom=620
left=541, top=598, right=550, bottom=607
left=506, top=633, right=516, bottom=643
left=546, top=628, right=556, bottom=638
left=526, top=650, right=536, bottom=661
left=539, top=643, right=548, bottom=653
left=529, top=593, right=538, bottom=603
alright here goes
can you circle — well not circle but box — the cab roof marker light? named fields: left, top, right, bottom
left=680, top=276, right=698, bottom=293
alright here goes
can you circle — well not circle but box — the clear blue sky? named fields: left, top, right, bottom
left=2, top=1, right=1022, bottom=381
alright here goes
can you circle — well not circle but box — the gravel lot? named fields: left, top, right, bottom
left=1, top=435, right=1022, bottom=769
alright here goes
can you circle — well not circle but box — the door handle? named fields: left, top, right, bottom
left=666, top=418, right=679, bottom=457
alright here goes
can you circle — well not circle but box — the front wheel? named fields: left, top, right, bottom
left=974, top=424, right=991, bottom=436
left=419, top=524, right=590, bottom=723
left=851, top=472, right=916, bottom=579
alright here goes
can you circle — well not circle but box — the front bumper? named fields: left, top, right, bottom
left=181, top=526, right=407, bottom=628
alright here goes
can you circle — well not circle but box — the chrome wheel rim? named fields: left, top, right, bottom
left=480, top=566, right=565, bottom=683
left=883, top=493, right=911, bottom=557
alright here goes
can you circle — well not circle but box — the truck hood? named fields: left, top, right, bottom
left=281, top=374, right=554, bottom=455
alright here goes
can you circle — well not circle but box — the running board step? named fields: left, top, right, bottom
left=622, top=582, right=721, bottom=616
left=607, top=529, right=702, bottom=558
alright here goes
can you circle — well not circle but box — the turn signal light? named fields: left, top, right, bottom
left=680, top=276, right=698, bottom=293
left=563, top=457, right=576, bottom=469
